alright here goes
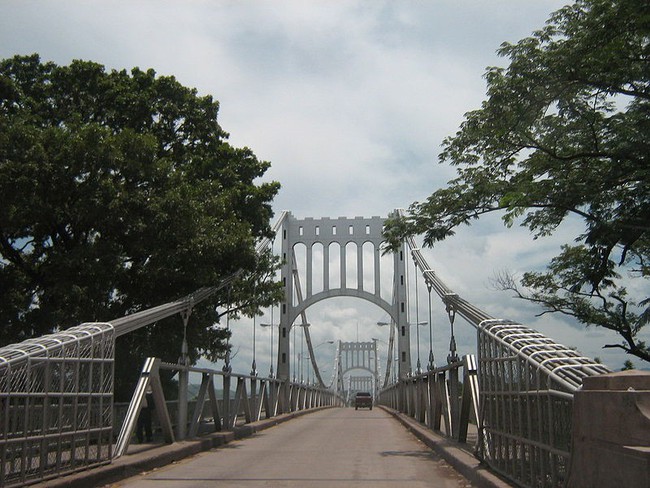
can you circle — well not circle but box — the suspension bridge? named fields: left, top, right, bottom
left=1, top=211, right=648, bottom=488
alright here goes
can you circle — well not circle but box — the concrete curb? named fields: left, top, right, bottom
left=379, top=406, right=510, bottom=488
left=33, top=406, right=334, bottom=488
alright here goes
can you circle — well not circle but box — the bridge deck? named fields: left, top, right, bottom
left=113, top=407, right=474, bottom=487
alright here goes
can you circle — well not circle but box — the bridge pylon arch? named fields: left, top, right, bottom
left=276, top=212, right=411, bottom=381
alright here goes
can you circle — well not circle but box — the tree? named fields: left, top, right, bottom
left=0, top=55, right=282, bottom=398
left=621, top=360, right=635, bottom=371
left=384, top=0, right=650, bottom=363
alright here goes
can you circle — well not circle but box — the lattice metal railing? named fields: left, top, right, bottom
left=395, top=209, right=611, bottom=488
left=0, top=323, right=114, bottom=487
left=0, top=276, right=237, bottom=487
left=0, top=311, right=341, bottom=487
left=476, top=319, right=609, bottom=488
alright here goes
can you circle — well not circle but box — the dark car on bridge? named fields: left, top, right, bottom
left=354, top=392, right=373, bottom=410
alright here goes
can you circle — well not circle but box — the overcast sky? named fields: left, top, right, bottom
left=2, top=0, right=644, bottom=376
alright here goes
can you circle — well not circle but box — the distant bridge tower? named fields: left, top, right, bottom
left=277, top=212, right=411, bottom=380
left=349, top=376, right=374, bottom=392
left=339, top=340, right=379, bottom=396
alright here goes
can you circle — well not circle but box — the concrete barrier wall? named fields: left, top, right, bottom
left=567, top=370, right=650, bottom=488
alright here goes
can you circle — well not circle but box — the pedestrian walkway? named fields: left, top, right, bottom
left=111, top=407, right=473, bottom=488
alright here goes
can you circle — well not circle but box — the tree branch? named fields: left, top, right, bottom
left=0, top=229, right=39, bottom=281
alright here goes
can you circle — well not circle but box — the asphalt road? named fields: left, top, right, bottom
left=109, top=407, right=474, bottom=488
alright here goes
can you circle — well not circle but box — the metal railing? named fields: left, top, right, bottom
left=476, top=319, right=609, bottom=488
left=0, top=273, right=342, bottom=486
left=0, top=272, right=237, bottom=488
left=378, top=355, right=480, bottom=444
left=0, top=323, right=115, bottom=487
left=114, top=358, right=343, bottom=457
left=0, top=334, right=341, bottom=488
left=398, top=209, right=610, bottom=488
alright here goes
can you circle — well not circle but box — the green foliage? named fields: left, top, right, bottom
left=0, top=55, right=282, bottom=398
left=385, top=0, right=650, bottom=363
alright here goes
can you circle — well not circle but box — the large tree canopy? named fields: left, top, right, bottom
left=385, top=0, right=649, bottom=363
left=0, top=55, right=282, bottom=396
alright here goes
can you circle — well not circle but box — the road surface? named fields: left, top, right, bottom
left=111, top=407, right=474, bottom=487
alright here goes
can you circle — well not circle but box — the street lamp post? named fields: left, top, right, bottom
left=372, top=336, right=399, bottom=386
left=317, top=368, right=329, bottom=385
left=377, top=319, right=425, bottom=375
left=294, top=322, right=310, bottom=382
left=370, top=337, right=379, bottom=397
left=376, top=322, right=395, bottom=384
left=260, top=322, right=277, bottom=378
left=261, top=305, right=277, bottom=378
left=223, top=308, right=232, bottom=373
left=413, top=320, right=427, bottom=374
left=312, top=340, right=334, bottom=385
left=250, top=315, right=258, bottom=377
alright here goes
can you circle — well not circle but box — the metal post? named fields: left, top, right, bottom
left=373, top=338, right=379, bottom=398
left=427, top=284, right=435, bottom=371
left=270, top=323, right=274, bottom=377
left=222, top=370, right=231, bottom=429
left=251, top=314, right=258, bottom=377
left=446, top=303, right=459, bottom=365
left=448, top=362, right=460, bottom=439
left=292, top=325, right=297, bottom=382
left=300, top=326, right=304, bottom=382
left=414, top=259, right=421, bottom=374
left=250, top=376, right=258, bottom=418
left=260, top=320, right=277, bottom=379
left=445, top=303, right=460, bottom=438
left=178, top=309, right=191, bottom=441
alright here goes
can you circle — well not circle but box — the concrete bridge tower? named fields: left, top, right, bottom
left=277, top=212, right=411, bottom=381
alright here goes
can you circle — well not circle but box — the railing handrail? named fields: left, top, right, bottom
left=157, top=360, right=341, bottom=391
